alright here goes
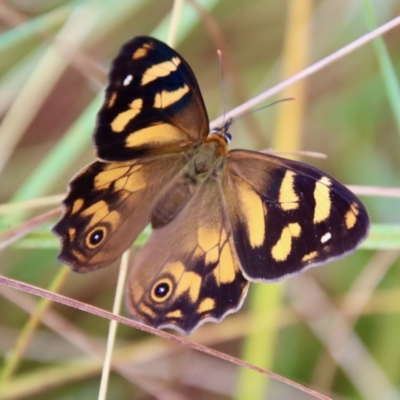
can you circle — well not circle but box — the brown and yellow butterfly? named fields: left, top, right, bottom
left=53, top=36, right=369, bottom=334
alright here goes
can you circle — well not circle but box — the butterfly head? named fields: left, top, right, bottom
left=209, top=118, right=233, bottom=144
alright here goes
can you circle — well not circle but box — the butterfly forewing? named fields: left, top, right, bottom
left=95, top=36, right=209, bottom=161
left=53, top=36, right=211, bottom=272
left=225, top=150, right=370, bottom=281
left=125, top=180, right=249, bottom=334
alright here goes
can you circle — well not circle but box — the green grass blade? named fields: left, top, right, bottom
left=361, top=0, right=400, bottom=135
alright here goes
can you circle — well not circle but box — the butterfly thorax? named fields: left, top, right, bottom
left=151, top=130, right=228, bottom=229
left=186, top=118, right=231, bottom=175
left=191, top=130, right=228, bottom=170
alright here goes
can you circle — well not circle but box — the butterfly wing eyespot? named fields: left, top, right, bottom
left=151, top=279, right=174, bottom=303
left=86, top=227, right=107, bottom=249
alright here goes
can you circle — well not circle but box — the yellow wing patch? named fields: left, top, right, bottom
left=71, top=198, right=84, bottom=215
left=166, top=309, right=183, bottom=318
left=271, top=223, right=302, bottom=262
left=279, top=170, right=299, bottom=210
left=198, top=224, right=220, bottom=253
left=121, top=170, right=147, bottom=192
left=154, top=84, right=190, bottom=108
left=205, top=247, right=219, bottom=265
left=302, top=251, right=318, bottom=262
left=68, top=227, right=76, bottom=241
left=198, top=298, right=215, bottom=313
left=165, top=261, right=185, bottom=278
left=236, top=180, right=265, bottom=248
left=313, top=176, right=332, bottom=223
left=93, top=164, right=147, bottom=193
left=94, top=166, right=131, bottom=189
left=214, top=243, right=237, bottom=284
left=141, top=57, right=181, bottom=85
left=111, top=99, right=143, bottom=133
left=175, top=271, right=202, bottom=303
left=345, top=202, right=359, bottom=229
left=125, top=123, right=185, bottom=148
left=197, top=223, right=238, bottom=285
left=81, top=200, right=109, bottom=222
left=132, top=43, right=153, bottom=60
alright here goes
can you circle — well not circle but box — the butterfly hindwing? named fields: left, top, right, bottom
left=225, top=150, right=370, bottom=281
left=53, top=153, right=187, bottom=271
left=125, top=180, right=249, bottom=334
left=95, top=36, right=209, bottom=161
left=124, top=147, right=369, bottom=333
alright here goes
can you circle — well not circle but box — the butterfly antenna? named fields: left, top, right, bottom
left=230, top=97, right=295, bottom=125
left=217, top=49, right=228, bottom=125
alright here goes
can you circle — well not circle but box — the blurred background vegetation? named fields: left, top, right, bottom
left=0, top=0, right=399, bottom=399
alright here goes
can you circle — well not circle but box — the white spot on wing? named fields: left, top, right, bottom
left=123, top=75, right=133, bottom=86
left=321, top=232, right=332, bottom=244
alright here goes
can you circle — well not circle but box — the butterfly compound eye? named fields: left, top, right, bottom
left=224, top=132, right=232, bottom=143
left=86, top=227, right=107, bottom=248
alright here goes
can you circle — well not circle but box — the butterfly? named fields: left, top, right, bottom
left=53, top=36, right=370, bottom=334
